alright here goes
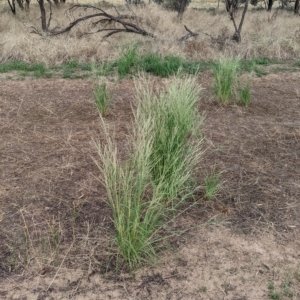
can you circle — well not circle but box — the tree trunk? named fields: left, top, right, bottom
left=37, top=0, right=47, bottom=31
left=16, top=0, right=24, bottom=9
left=267, top=0, right=273, bottom=11
left=25, top=0, right=30, bottom=10
left=178, top=0, right=188, bottom=19
left=231, top=0, right=249, bottom=43
left=295, top=0, right=299, bottom=14
left=7, top=0, right=16, bottom=14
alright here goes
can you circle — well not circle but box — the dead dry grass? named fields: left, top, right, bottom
left=1, top=3, right=300, bottom=64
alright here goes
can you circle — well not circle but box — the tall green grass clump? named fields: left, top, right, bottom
left=94, top=76, right=204, bottom=269
left=213, top=56, right=240, bottom=105
left=94, top=120, right=165, bottom=269
left=135, top=76, right=204, bottom=203
left=93, top=81, right=113, bottom=115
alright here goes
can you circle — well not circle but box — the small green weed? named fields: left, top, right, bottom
left=200, top=286, right=207, bottom=292
left=282, top=273, right=293, bottom=297
left=238, top=80, right=251, bottom=106
left=95, top=62, right=115, bottom=76
left=93, top=81, right=113, bottom=116
left=184, top=60, right=211, bottom=74
left=294, top=61, right=300, bottom=67
left=268, top=281, right=281, bottom=300
left=268, top=281, right=275, bottom=290
left=62, top=70, right=73, bottom=79
left=294, top=264, right=300, bottom=281
left=62, top=60, right=88, bottom=78
left=241, top=59, right=269, bottom=77
left=33, top=66, right=46, bottom=78
left=204, top=169, right=222, bottom=200
left=270, top=291, right=281, bottom=299
left=138, top=54, right=209, bottom=77
left=78, top=63, right=92, bottom=71
left=44, top=72, right=53, bottom=78
left=64, top=60, right=79, bottom=69
left=139, top=54, right=183, bottom=77
left=213, top=56, right=240, bottom=105
left=117, top=47, right=138, bottom=78
left=253, top=57, right=271, bottom=65
left=0, top=61, right=30, bottom=73
left=20, top=71, right=28, bottom=77
left=0, top=61, right=46, bottom=76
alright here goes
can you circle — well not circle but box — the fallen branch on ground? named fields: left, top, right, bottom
left=31, top=5, right=155, bottom=40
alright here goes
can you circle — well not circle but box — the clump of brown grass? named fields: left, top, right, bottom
left=1, top=3, right=300, bottom=64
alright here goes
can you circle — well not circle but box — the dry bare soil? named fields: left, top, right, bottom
left=1, top=71, right=300, bottom=299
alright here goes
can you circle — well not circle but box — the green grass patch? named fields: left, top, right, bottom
left=94, top=75, right=204, bottom=269
left=294, top=61, right=300, bottom=67
left=268, top=281, right=275, bottom=290
left=138, top=53, right=210, bottom=77
left=270, top=291, right=281, bottom=299
left=204, top=169, right=222, bottom=200
left=241, top=58, right=273, bottom=77
left=138, top=54, right=183, bottom=77
left=117, top=47, right=138, bottom=78
left=213, top=56, right=240, bottom=105
left=93, top=80, right=113, bottom=116
left=95, top=62, right=115, bottom=76
left=0, top=55, right=288, bottom=80
left=135, top=76, right=204, bottom=202
left=238, top=79, right=252, bottom=106
left=0, top=61, right=46, bottom=74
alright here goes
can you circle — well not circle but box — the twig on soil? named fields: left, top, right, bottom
left=216, top=284, right=226, bottom=296
left=46, top=241, right=74, bottom=292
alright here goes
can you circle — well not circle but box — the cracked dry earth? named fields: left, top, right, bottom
left=0, top=72, right=300, bottom=299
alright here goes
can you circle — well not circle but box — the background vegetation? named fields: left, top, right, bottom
left=1, top=0, right=300, bottom=66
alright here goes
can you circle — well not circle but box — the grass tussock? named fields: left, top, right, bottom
left=135, top=75, right=204, bottom=201
left=238, top=79, right=251, bottom=106
left=93, top=80, right=114, bottom=115
left=213, top=56, right=240, bottom=104
left=1, top=4, right=300, bottom=64
left=213, top=56, right=253, bottom=105
left=94, top=75, right=204, bottom=269
left=204, top=168, right=222, bottom=200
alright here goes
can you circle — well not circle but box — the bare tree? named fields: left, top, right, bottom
left=25, top=0, right=30, bottom=10
left=37, top=0, right=47, bottom=31
left=225, top=0, right=238, bottom=12
left=267, top=0, right=274, bottom=11
left=225, top=0, right=249, bottom=42
left=178, top=0, right=188, bottom=19
left=295, top=0, right=300, bottom=14
left=7, top=0, right=16, bottom=14
left=31, top=5, right=155, bottom=39
left=16, top=0, right=24, bottom=10
left=36, top=0, right=53, bottom=32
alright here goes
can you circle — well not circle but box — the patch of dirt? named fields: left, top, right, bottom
left=0, top=72, right=299, bottom=299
